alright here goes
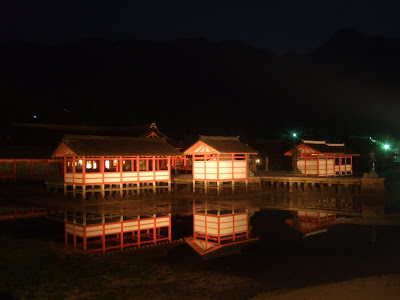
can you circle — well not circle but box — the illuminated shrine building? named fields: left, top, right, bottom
left=52, top=135, right=182, bottom=198
left=285, top=140, right=359, bottom=176
left=184, top=136, right=258, bottom=192
left=185, top=209, right=259, bottom=257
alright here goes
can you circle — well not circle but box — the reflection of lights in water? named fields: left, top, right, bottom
left=256, top=159, right=260, bottom=163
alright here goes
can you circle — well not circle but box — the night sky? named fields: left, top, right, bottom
left=1, top=1, right=400, bottom=142
left=1, top=1, right=400, bottom=54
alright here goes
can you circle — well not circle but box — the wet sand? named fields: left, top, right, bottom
left=251, top=274, right=400, bottom=300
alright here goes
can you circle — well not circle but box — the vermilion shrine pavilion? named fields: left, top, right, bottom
left=52, top=135, right=182, bottom=199
left=184, top=136, right=258, bottom=194
left=285, top=140, right=359, bottom=176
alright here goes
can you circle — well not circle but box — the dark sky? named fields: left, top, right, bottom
left=1, top=0, right=400, bottom=53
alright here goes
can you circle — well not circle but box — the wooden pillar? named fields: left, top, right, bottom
left=152, top=156, right=156, bottom=183
left=100, top=184, right=104, bottom=198
left=217, top=181, right=220, bottom=195
left=232, top=153, right=235, bottom=181
left=137, top=215, right=141, bottom=247
left=205, top=207, right=208, bottom=245
left=153, top=214, right=157, bottom=244
left=351, top=156, right=353, bottom=175
left=73, top=211, right=77, bottom=248
left=204, top=181, right=208, bottom=194
left=63, top=157, right=67, bottom=196
left=120, top=156, right=123, bottom=197
left=232, top=181, right=235, bottom=194
left=101, top=213, right=106, bottom=253
left=167, top=156, right=172, bottom=195
left=325, top=154, right=328, bottom=176
left=83, top=212, right=87, bottom=250
left=82, top=157, right=86, bottom=200
left=72, top=156, right=76, bottom=184
left=137, top=156, right=140, bottom=182
left=232, top=209, right=236, bottom=242
left=246, top=209, right=249, bottom=239
left=217, top=210, right=221, bottom=244
left=245, top=180, right=248, bottom=192
left=120, top=214, right=124, bottom=251
left=204, top=154, right=207, bottom=186
left=217, top=153, right=220, bottom=181
left=192, top=208, right=196, bottom=240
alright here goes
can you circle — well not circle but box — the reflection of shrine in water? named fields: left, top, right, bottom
left=185, top=202, right=259, bottom=257
left=285, top=210, right=337, bottom=236
left=64, top=210, right=174, bottom=253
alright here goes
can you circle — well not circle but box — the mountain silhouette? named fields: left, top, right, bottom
left=1, top=28, right=399, bottom=142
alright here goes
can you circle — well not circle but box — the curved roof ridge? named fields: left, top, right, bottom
left=63, top=134, right=166, bottom=142
left=199, top=135, right=240, bottom=140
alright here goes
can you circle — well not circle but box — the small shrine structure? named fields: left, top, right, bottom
left=183, top=136, right=258, bottom=194
left=65, top=211, right=172, bottom=253
left=284, top=140, right=359, bottom=176
left=185, top=206, right=258, bottom=258
left=52, top=135, right=182, bottom=198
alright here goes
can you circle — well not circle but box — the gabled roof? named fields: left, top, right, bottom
left=285, top=140, right=359, bottom=156
left=53, top=135, right=182, bottom=157
left=184, top=135, right=258, bottom=155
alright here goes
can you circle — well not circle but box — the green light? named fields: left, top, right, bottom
left=384, top=144, right=390, bottom=150
left=292, top=133, right=297, bottom=138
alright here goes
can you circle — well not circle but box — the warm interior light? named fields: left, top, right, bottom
left=86, top=161, right=92, bottom=169
left=114, top=159, right=117, bottom=164
left=79, top=159, right=83, bottom=165
left=93, top=161, right=97, bottom=169
left=256, top=159, right=260, bottom=163
left=105, top=160, right=110, bottom=169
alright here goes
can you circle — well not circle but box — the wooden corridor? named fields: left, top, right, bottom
left=259, top=175, right=362, bottom=195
